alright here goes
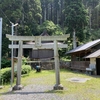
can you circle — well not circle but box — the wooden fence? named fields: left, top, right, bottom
left=29, top=61, right=90, bottom=71
left=70, top=61, right=90, bottom=71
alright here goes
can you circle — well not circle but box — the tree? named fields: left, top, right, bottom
left=40, top=0, right=65, bottom=26
left=91, top=3, right=100, bottom=29
left=0, top=0, right=22, bottom=56
left=0, top=0, right=42, bottom=56
left=65, top=0, right=89, bottom=48
left=41, top=0, right=53, bottom=22
left=83, top=0, right=99, bottom=8
left=18, top=0, right=42, bottom=36
left=38, top=20, right=63, bottom=35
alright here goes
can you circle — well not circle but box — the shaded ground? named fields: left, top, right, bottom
left=1, top=85, right=63, bottom=100
left=0, top=84, right=92, bottom=100
left=0, top=70, right=100, bottom=100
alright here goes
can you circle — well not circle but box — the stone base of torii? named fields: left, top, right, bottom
left=6, top=34, right=70, bottom=90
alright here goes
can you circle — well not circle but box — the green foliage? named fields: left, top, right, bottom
left=65, top=0, right=89, bottom=41
left=59, top=48, right=66, bottom=58
left=22, top=57, right=29, bottom=65
left=83, top=0, right=99, bottom=8
left=0, top=68, right=11, bottom=83
left=21, top=65, right=31, bottom=74
left=0, top=65, right=31, bottom=83
left=91, top=29, right=100, bottom=40
left=2, top=37, right=10, bottom=57
left=91, top=4, right=100, bottom=29
left=1, top=58, right=11, bottom=68
left=0, top=0, right=42, bottom=57
left=38, top=20, right=63, bottom=35
left=1, top=70, right=100, bottom=100
left=54, top=25, right=63, bottom=35
left=1, top=0, right=100, bottom=59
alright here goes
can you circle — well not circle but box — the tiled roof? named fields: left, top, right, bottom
left=84, top=49, right=100, bottom=58
left=66, top=39, right=100, bottom=54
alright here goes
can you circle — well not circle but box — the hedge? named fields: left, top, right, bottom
left=0, top=65, right=31, bottom=83
left=0, top=68, right=11, bottom=83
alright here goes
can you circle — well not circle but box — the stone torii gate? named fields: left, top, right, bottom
left=6, top=34, right=70, bottom=90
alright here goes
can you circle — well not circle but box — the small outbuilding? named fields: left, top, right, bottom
left=84, top=49, right=100, bottom=75
left=66, top=39, right=100, bottom=75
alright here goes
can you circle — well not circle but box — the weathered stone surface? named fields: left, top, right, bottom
left=12, top=85, right=24, bottom=91
left=53, top=84, right=63, bottom=90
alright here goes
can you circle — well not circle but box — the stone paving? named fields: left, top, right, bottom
left=67, top=77, right=91, bottom=83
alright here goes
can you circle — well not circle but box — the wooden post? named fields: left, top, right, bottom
left=53, top=40, right=63, bottom=90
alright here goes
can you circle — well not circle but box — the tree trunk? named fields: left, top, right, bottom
left=73, top=29, right=76, bottom=49
left=50, top=3, right=53, bottom=20
left=44, top=6, right=46, bottom=21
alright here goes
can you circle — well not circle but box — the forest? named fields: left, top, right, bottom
left=0, top=0, right=100, bottom=58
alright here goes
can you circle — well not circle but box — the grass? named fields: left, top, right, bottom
left=0, top=69, right=100, bottom=100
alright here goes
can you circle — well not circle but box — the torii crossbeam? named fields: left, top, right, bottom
left=6, top=34, right=70, bottom=90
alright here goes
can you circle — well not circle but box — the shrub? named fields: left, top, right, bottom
left=22, top=57, right=28, bottom=65
left=21, top=65, right=31, bottom=74
left=0, top=68, right=11, bottom=83
left=0, top=65, right=31, bottom=83
left=1, top=58, right=11, bottom=68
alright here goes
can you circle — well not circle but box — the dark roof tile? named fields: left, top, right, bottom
left=66, top=39, right=100, bottom=54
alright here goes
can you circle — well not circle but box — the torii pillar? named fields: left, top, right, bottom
left=13, top=40, right=23, bottom=90
left=53, top=40, right=63, bottom=90
left=6, top=34, right=70, bottom=90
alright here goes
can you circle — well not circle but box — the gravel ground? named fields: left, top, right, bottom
left=0, top=77, right=98, bottom=100
left=0, top=84, right=92, bottom=100
left=1, top=84, right=66, bottom=100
